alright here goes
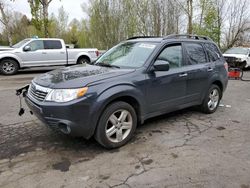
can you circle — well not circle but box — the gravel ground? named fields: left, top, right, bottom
left=0, top=69, right=250, bottom=188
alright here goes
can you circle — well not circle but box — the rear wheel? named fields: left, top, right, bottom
left=0, top=59, right=19, bottom=75
left=95, top=101, right=137, bottom=149
left=200, top=84, right=221, bottom=114
left=77, top=57, right=90, bottom=64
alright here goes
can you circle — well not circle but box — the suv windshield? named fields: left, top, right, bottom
left=12, top=39, right=31, bottom=48
left=224, top=47, right=249, bottom=55
left=96, top=41, right=157, bottom=68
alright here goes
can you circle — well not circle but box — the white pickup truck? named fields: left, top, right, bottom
left=223, top=47, right=250, bottom=68
left=0, top=38, right=99, bottom=75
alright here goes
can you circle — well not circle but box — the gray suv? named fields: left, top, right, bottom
left=19, top=34, right=228, bottom=148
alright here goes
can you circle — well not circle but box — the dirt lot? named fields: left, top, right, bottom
left=0, top=69, right=250, bottom=188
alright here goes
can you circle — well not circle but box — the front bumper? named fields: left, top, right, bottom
left=25, top=95, right=97, bottom=139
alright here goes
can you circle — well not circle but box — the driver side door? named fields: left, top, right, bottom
left=19, top=40, right=46, bottom=67
left=146, top=43, right=188, bottom=114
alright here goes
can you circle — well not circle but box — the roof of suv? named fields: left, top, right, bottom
left=127, top=34, right=213, bottom=43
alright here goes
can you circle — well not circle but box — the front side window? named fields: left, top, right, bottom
left=27, top=40, right=44, bottom=51
left=156, top=44, right=183, bottom=69
left=184, top=43, right=207, bottom=65
left=96, top=42, right=157, bottom=68
left=44, top=40, right=62, bottom=49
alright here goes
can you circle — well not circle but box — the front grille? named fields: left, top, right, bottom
left=224, top=56, right=237, bottom=63
left=28, top=83, right=49, bottom=101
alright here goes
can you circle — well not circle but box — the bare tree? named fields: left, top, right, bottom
left=224, top=0, right=250, bottom=48
left=39, top=0, right=52, bottom=37
left=28, top=0, right=54, bottom=37
left=0, top=1, right=12, bottom=45
left=214, top=0, right=227, bottom=47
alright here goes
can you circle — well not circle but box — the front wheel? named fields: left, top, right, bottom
left=0, top=59, right=19, bottom=75
left=200, top=84, right=221, bottom=114
left=95, top=101, right=137, bottom=149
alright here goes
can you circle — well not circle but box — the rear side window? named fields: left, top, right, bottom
left=44, top=40, right=62, bottom=49
left=204, top=43, right=221, bottom=62
left=184, top=43, right=207, bottom=65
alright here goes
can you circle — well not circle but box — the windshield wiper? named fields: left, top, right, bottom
left=96, top=62, right=120, bottom=69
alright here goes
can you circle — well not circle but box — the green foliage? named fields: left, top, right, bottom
left=3, top=0, right=249, bottom=49
left=193, top=0, right=221, bottom=44
left=28, top=0, right=43, bottom=36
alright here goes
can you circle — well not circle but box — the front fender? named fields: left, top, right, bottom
left=86, top=84, right=146, bottom=138
left=0, top=53, right=22, bottom=67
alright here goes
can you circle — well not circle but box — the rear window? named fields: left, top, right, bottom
left=44, top=40, right=62, bottom=49
left=204, top=43, right=221, bottom=62
left=184, top=43, right=207, bottom=65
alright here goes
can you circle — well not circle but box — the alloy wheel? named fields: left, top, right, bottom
left=105, top=109, right=133, bottom=143
left=2, top=62, right=15, bottom=74
left=207, top=88, right=219, bottom=111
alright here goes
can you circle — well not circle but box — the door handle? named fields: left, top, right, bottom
left=179, top=73, right=188, bottom=77
left=42, top=52, right=47, bottom=54
left=207, top=67, right=213, bottom=72
left=60, top=52, right=65, bottom=54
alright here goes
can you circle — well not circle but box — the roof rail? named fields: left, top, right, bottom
left=164, top=34, right=212, bottom=41
left=127, top=36, right=160, bottom=40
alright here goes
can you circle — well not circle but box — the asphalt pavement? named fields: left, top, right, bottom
left=0, top=68, right=250, bottom=188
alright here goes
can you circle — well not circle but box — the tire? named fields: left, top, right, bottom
left=95, top=101, right=137, bottom=149
left=77, top=57, right=90, bottom=65
left=0, top=59, right=19, bottom=75
left=200, top=84, right=221, bottom=114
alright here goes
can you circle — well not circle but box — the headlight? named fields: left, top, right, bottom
left=236, top=58, right=243, bottom=62
left=45, top=87, right=88, bottom=102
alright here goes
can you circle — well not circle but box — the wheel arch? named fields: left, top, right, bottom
left=88, top=87, right=145, bottom=137
left=211, top=80, right=223, bottom=98
left=77, top=55, right=91, bottom=64
left=0, top=57, right=20, bottom=68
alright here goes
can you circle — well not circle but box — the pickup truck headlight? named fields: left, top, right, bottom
left=235, top=58, right=243, bottom=62
left=45, top=87, right=88, bottom=102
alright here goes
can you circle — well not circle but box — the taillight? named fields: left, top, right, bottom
left=95, top=51, right=99, bottom=57
left=224, top=62, right=228, bottom=72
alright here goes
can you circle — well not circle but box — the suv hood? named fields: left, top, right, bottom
left=223, top=53, right=247, bottom=59
left=33, top=64, right=135, bottom=89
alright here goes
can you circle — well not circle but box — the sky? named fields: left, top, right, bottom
left=9, top=0, right=89, bottom=21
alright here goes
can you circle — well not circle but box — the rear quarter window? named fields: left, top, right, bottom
left=184, top=42, right=207, bottom=65
left=44, top=40, right=62, bottom=49
left=204, top=43, right=221, bottom=62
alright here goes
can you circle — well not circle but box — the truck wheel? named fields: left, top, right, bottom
left=95, top=101, right=137, bottom=149
left=0, top=59, right=19, bottom=75
left=200, top=84, right=221, bottom=114
left=77, top=57, right=90, bottom=64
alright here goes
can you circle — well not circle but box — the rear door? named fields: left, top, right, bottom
left=43, top=40, right=67, bottom=65
left=146, top=43, right=188, bottom=113
left=182, top=42, right=211, bottom=102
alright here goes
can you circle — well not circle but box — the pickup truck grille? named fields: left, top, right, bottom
left=224, top=56, right=237, bottom=63
left=28, top=83, right=49, bottom=101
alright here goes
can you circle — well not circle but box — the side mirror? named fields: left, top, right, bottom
left=23, top=46, right=31, bottom=52
left=153, top=60, right=170, bottom=71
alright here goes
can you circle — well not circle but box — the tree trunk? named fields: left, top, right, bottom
left=0, top=2, right=12, bottom=46
left=187, top=0, right=193, bottom=34
left=43, top=3, right=49, bottom=37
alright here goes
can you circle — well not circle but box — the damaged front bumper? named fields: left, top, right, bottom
left=16, top=84, right=97, bottom=139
